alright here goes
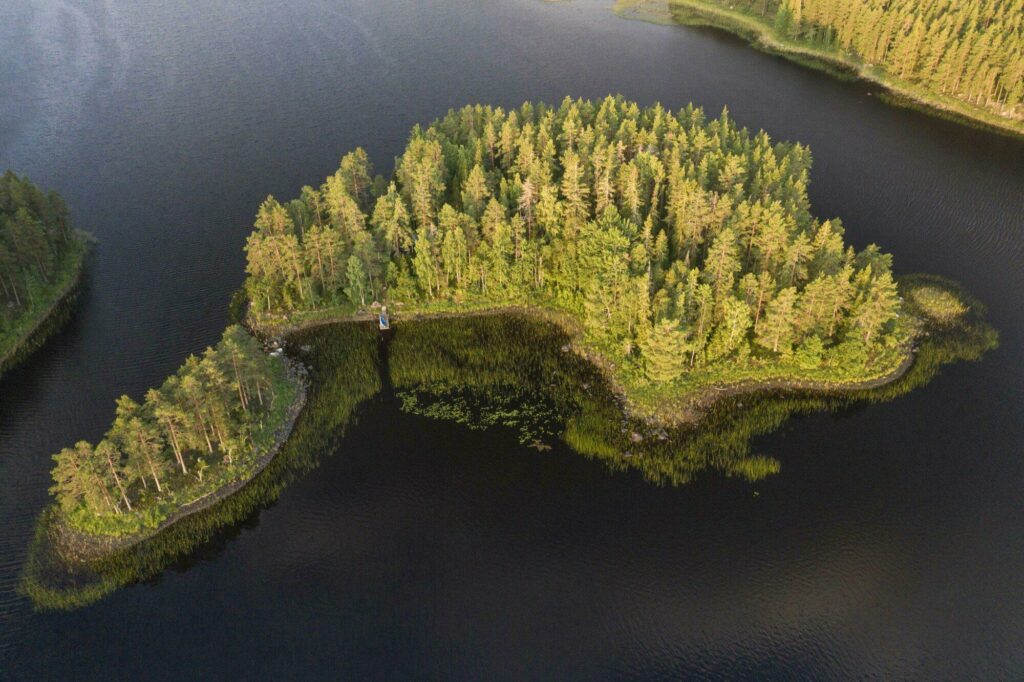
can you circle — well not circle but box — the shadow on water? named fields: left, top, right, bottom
left=20, top=279, right=996, bottom=610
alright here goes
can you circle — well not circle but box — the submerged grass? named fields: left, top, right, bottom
left=387, top=282, right=995, bottom=486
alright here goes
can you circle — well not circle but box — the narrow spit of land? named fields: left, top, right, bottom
left=43, top=326, right=306, bottom=562
left=612, top=0, right=1024, bottom=140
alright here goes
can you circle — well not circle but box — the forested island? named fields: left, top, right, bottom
left=0, top=172, right=89, bottom=379
left=614, top=0, right=1024, bottom=138
left=244, top=97, right=958, bottom=421
left=30, top=96, right=995, bottom=592
left=46, top=326, right=304, bottom=559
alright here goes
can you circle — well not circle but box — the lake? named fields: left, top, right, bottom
left=1, top=0, right=1023, bottom=677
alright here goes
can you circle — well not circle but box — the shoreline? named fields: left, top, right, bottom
left=631, top=344, right=917, bottom=426
left=611, top=0, right=1024, bottom=140
left=50, top=362, right=308, bottom=564
left=0, top=232, right=91, bottom=380
left=251, top=303, right=917, bottom=428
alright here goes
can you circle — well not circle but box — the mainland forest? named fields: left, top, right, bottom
left=0, top=172, right=87, bottom=375
left=244, top=97, right=933, bottom=414
left=49, top=326, right=301, bottom=538
left=666, top=0, right=1024, bottom=131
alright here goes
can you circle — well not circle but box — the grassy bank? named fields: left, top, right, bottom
left=249, top=276, right=968, bottom=427
left=0, top=231, right=91, bottom=380
left=612, top=0, right=1024, bottom=139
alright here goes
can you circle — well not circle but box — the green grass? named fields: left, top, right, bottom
left=611, top=0, right=1024, bottom=140
left=907, top=285, right=969, bottom=325
left=253, top=283, right=921, bottom=428
left=0, top=231, right=90, bottom=378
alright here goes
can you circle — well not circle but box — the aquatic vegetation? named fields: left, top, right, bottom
left=907, top=282, right=969, bottom=325
left=21, top=298, right=994, bottom=610
left=389, top=301, right=996, bottom=486
left=390, top=315, right=603, bottom=447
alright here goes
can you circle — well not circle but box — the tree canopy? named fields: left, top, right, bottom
left=50, top=326, right=298, bottom=535
left=0, top=172, right=76, bottom=326
left=698, top=0, right=1024, bottom=123
left=246, top=97, right=908, bottom=385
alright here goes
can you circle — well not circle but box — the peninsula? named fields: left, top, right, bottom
left=613, top=0, right=1024, bottom=139
left=0, top=172, right=89, bottom=379
left=47, top=326, right=304, bottom=559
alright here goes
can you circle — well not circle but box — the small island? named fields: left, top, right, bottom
left=0, top=172, right=90, bottom=379
left=613, top=0, right=1024, bottom=138
left=244, top=96, right=957, bottom=423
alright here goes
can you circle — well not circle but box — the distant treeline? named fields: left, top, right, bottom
left=700, top=0, right=1023, bottom=122
left=245, top=97, right=907, bottom=385
left=0, top=172, right=78, bottom=324
left=51, top=326, right=296, bottom=535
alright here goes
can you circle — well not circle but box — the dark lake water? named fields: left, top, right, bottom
left=1, top=0, right=1023, bottom=677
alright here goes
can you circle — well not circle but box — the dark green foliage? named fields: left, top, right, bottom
left=0, top=171, right=73, bottom=311
left=0, top=171, right=87, bottom=374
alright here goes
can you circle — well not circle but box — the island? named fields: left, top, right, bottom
left=34, top=97, right=995, bottom=580
left=613, top=0, right=1024, bottom=139
left=0, top=172, right=90, bottom=379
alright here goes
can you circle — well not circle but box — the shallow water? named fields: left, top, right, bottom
left=1, top=0, right=1023, bottom=677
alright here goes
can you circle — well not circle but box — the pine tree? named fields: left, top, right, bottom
left=849, top=270, right=900, bottom=344
left=641, top=319, right=688, bottom=382
left=756, top=286, right=799, bottom=354
left=344, top=255, right=370, bottom=306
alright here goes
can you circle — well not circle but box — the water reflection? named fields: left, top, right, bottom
left=388, top=295, right=996, bottom=487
